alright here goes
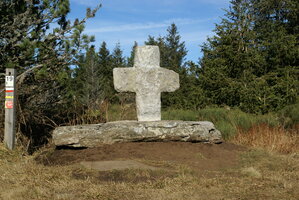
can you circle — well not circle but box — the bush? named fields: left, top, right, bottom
left=278, top=103, right=299, bottom=129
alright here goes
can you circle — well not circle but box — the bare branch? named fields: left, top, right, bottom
left=16, top=64, right=43, bottom=85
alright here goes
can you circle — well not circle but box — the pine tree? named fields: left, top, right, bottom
left=164, top=23, right=188, bottom=74
left=252, top=0, right=299, bottom=108
left=0, top=0, right=100, bottom=148
left=127, top=41, right=138, bottom=67
left=111, top=43, right=126, bottom=68
left=200, top=0, right=258, bottom=109
left=162, top=24, right=188, bottom=108
left=98, top=42, right=113, bottom=101
left=200, top=0, right=299, bottom=113
left=74, top=46, right=101, bottom=109
left=145, top=24, right=189, bottom=108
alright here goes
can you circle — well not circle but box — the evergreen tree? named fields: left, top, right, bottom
left=98, top=42, right=113, bottom=101
left=164, top=24, right=188, bottom=74
left=127, top=41, right=138, bottom=67
left=110, top=42, right=137, bottom=104
left=183, top=61, right=207, bottom=109
left=145, top=24, right=189, bottom=108
left=111, top=43, right=126, bottom=68
left=252, top=0, right=299, bottom=109
left=200, top=0, right=299, bottom=113
left=74, top=46, right=100, bottom=109
left=145, top=35, right=167, bottom=69
left=0, top=0, right=99, bottom=149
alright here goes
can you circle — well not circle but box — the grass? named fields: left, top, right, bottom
left=0, top=143, right=298, bottom=200
left=232, top=124, right=299, bottom=154
left=278, top=103, right=299, bottom=129
left=162, top=107, right=299, bottom=153
left=162, top=109, right=198, bottom=121
left=162, top=107, right=279, bottom=139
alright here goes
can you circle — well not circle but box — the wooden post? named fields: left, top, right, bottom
left=4, top=68, right=17, bottom=150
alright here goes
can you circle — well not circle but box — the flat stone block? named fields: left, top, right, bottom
left=53, top=121, right=222, bottom=148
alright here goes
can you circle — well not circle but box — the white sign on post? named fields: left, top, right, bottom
left=5, top=76, right=14, bottom=87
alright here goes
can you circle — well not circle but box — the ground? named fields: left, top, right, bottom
left=1, top=142, right=299, bottom=200
left=39, top=142, right=244, bottom=170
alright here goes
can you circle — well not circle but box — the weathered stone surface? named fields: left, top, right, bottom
left=113, top=45, right=179, bottom=121
left=53, top=121, right=222, bottom=148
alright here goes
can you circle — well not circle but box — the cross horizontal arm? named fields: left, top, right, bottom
left=159, top=68, right=180, bottom=92
left=113, top=68, right=136, bottom=92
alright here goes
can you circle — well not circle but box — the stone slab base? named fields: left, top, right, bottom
left=53, top=120, right=222, bottom=148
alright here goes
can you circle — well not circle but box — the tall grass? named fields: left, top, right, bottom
left=162, top=107, right=279, bottom=139
left=162, top=106, right=298, bottom=153
left=232, top=124, right=299, bottom=153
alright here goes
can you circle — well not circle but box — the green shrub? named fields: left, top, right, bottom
left=277, top=103, right=299, bottom=129
left=214, top=120, right=237, bottom=139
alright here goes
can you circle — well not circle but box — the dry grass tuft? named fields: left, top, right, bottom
left=232, top=124, right=299, bottom=153
left=241, top=167, right=262, bottom=178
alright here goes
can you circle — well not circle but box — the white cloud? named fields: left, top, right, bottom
left=85, top=18, right=214, bottom=33
left=86, top=23, right=215, bottom=61
left=86, top=22, right=167, bottom=33
left=69, top=0, right=226, bottom=61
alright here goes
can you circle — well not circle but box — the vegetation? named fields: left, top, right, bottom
left=0, top=0, right=100, bottom=151
left=233, top=124, right=298, bottom=153
left=200, top=0, right=299, bottom=114
left=0, top=0, right=298, bottom=151
left=0, top=1, right=298, bottom=200
left=162, top=106, right=298, bottom=139
left=0, top=1, right=298, bottom=199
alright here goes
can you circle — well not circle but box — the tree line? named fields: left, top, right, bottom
left=0, top=0, right=298, bottom=151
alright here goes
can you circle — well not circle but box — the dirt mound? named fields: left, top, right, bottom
left=37, top=142, right=246, bottom=171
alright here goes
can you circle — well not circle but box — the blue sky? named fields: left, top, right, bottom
left=69, top=0, right=230, bottom=62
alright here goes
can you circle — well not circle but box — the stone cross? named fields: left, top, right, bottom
left=113, top=45, right=180, bottom=121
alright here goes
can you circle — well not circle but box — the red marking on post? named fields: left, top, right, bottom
left=5, top=90, right=14, bottom=93
left=5, top=101, right=13, bottom=109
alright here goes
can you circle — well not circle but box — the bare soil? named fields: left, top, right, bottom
left=37, top=142, right=246, bottom=171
